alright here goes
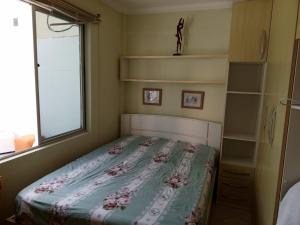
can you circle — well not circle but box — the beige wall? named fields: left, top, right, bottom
left=124, top=10, right=230, bottom=56
left=255, top=0, right=299, bottom=224
left=122, top=9, right=231, bottom=123
left=0, top=0, right=123, bottom=221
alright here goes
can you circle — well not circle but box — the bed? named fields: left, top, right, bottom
left=16, top=114, right=222, bottom=225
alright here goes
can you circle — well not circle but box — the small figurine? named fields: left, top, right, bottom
left=174, top=18, right=185, bottom=56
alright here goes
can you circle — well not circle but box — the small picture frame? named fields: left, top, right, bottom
left=181, top=90, right=205, bottom=109
left=143, top=88, right=162, bottom=106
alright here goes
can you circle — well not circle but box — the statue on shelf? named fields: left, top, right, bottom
left=174, top=17, right=185, bottom=56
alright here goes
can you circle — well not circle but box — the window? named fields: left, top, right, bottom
left=0, top=0, right=85, bottom=159
left=35, top=11, right=85, bottom=142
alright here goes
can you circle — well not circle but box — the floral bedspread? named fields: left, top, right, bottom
left=16, top=135, right=217, bottom=225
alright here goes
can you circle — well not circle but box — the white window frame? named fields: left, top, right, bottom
left=32, top=6, right=86, bottom=144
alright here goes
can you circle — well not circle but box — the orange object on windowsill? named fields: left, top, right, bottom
left=14, top=135, right=35, bottom=152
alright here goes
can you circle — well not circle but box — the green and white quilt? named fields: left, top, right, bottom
left=16, top=135, right=218, bottom=225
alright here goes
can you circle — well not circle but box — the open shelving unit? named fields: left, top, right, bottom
left=120, top=54, right=228, bottom=85
left=221, top=63, right=265, bottom=168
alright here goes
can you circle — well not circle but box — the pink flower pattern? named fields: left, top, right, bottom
left=139, top=137, right=158, bottom=147
left=35, top=175, right=69, bottom=193
left=108, top=144, right=124, bottom=155
left=103, top=188, right=133, bottom=210
left=184, top=144, right=199, bottom=153
left=105, top=162, right=130, bottom=176
left=153, top=152, right=169, bottom=163
left=165, top=172, right=188, bottom=189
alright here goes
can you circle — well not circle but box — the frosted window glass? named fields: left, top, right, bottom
left=35, top=11, right=84, bottom=140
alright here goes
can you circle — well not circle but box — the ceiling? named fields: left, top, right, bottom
left=100, top=0, right=239, bottom=15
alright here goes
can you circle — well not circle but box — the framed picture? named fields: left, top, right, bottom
left=143, top=88, right=162, bottom=106
left=181, top=90, right=205, bottom=109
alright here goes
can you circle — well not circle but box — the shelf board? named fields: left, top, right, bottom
left=121, top=78, right=226, bottom=85
left=223, top=133, right=257, bottom=142
left=229, top=60, right=265, bottom=64
left=121, top=54, right=228, bottom=60
left=227, top=91, right=262, bottom=95
left=291, top=105, right=300, bottom=110
left=221, top=157, right=255, bottom=168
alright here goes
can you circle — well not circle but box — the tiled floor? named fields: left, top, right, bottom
left=209, top=203, right=252, bottom=225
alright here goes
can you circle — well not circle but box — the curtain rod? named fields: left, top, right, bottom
left=20, top=0, right=101, bottom=23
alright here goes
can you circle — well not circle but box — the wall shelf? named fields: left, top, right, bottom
left=121, top=54, right=228, bottom=60
left=222, top=139, right=256, bottom=168
left=121, top=78, right=226, bottom=85
left=120, top=54, right=229, bottom=86
left=221, top=157, right=255, bottom=168
left=227, top=63, right=264, bottom=92
left=224, top=94, right=261, bottom=137
left=223, top=133, right=257, bottom=142
left=227, top=91, right=262, bottom=95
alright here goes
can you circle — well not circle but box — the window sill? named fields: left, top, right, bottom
left=0, top=130, right=88, bottom=164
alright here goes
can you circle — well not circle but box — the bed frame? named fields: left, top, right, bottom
left=121, top=114, right=222, bottom=150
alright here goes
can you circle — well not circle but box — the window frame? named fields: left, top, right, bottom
left=32, top=6, right=86, bottom=146
left=0, top=4, right=87, bottom=161
left=32, top=6, right=87, bottom=144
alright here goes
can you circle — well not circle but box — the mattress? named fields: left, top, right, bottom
left=16, top=135, right=218, bottom=225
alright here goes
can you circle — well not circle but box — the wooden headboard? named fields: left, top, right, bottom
left=121, top=114, right=222, bottom=150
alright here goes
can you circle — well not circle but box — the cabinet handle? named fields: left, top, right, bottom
left=280, top=98, right=300, bottom=107
left=260, top=30, right=267, bottom=59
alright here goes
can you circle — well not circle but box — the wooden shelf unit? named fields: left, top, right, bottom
left=218, top=62, right=265, bottom=209
left=221, top=62, right=266, bottom=169
left=224, top=94, right=261, bottom=138
left=120, top=54, right=228, bottom=85
left=227, top=63, right=265, bottom=92
left=221, top=157, right=255, bottom=168
left=222, top=138, right=257, bottom=167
